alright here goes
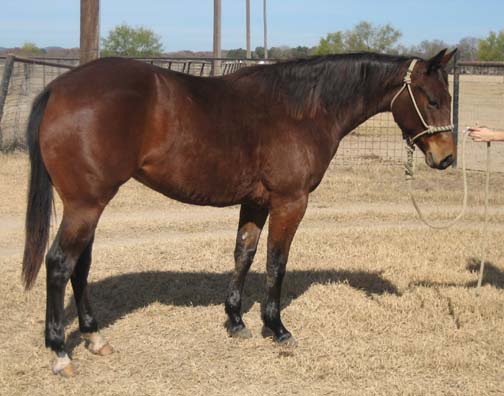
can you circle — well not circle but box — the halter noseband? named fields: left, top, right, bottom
left=390, top=59, right=454, bottom=147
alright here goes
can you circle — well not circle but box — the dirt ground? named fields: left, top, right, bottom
left=1, top=153, right=504, bottom=396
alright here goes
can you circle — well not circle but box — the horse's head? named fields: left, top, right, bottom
left=391, top=49, right=457, bottom=170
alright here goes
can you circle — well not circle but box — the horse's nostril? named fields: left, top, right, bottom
left=439, top=155, right=454, bottom=170
left=426, top=152, right=434, bottom=168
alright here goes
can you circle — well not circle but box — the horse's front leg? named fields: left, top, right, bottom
left=225, top=204, right=268, bottom=337
left=262, top=194, right=308, bottom=344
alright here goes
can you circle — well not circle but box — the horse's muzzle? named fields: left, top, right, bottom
left=426, top=152, right=454, bottom=170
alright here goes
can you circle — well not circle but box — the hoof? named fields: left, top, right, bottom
left=262, top=327, right=296, bottom=346
left=95, top=343, right=114, bottom=356
left=59, top=362, right=77, bottom=378
left=277, top=334, right=297, bottom=348
left=261, top=326, right=274, bottom=338
left=229, top=326, right=253, bottom=339
left=52, top=354, right=76, bottom=378
left=83, top=332, right=113, bottom=356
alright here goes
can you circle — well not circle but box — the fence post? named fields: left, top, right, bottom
left=0, top=55, right=15, bottom=150
left=212, top=0, right=222, bottom=76
left=452, top=51, right=460, bottom=167
left=80, top=0, right=100, bottom=64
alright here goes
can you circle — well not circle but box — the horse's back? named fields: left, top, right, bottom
left=38, top=58, right=267, bottom=207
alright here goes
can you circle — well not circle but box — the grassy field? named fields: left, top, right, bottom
left=1, top=153, right=503, bottom=395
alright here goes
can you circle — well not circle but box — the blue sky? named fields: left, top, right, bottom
left=1, top=0, right=503, bottom=51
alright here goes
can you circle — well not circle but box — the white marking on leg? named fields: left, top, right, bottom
left=52, top=353, right=71, bottom=374
left=83, top=332, right=108, bottom=354
left=241, top=232, right=248, bottom=241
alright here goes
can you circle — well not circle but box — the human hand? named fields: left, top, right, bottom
left=468, top=127, right=500, bottom=142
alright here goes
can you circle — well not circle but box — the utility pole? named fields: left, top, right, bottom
left=213, top=0, right=222, bottom=76
left=263, top=0, right=268, bottom=59
left=80, top=0, right=100, bottom=64
left=246, top=0, right=251, bottom=59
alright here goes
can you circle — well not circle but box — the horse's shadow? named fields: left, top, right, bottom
left=63, top=268, right=398, bottom=353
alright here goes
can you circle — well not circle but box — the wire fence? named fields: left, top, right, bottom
left=0, top=56, right=267, bottom=151
left=1, top=55, right=503, bottom=170
left=0, top=57, right=74, bottom=150
left=336, top=112, right=407, bottom=166
left=454, top=61, right=504, bottom=172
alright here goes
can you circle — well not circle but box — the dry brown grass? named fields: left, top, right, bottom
left=1, top=153, right=504, bottom=395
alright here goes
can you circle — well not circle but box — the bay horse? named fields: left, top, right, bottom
left=22, top=49, right=457, bottom=376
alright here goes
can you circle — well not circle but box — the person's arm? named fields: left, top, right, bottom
left=468, top=127, right=504, bottom=142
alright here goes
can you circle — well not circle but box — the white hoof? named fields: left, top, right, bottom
left=52, top=353, right=75, bottom=377
left=83, top=332, right=113, bottom=356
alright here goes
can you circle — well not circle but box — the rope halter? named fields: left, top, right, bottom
left=390, top=59, right=454, bottom=148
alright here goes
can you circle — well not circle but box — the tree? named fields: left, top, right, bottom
left=407, top=39, right=451, bottom=59
left=20, top=42, right=44, bottom=56
left=345, top=21, right=401, bottom=53
left=457, top=37, right=480, bottom=61
left=226, top=48, right=247, bottom=59
left=235, top=45, right=312, bottom=60
left=289, top=46, right=312, bottom=58
left=478, top=30, right=504, bottom=61
left=315, top=32, right=344, bottom=55
left=315, top=21, right=401, bottom=55
left=254, top=46, right=265, bottom=59
left=101, top=24, right=163, bottom=57
left=269, top=46, right=294, bottom=59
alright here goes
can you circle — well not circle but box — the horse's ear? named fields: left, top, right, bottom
left=426, top=49, right=447, bottom=74
left=441, top=48, right=458, bottom=66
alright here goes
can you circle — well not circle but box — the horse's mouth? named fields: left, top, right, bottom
left=425, top=152, right=455, bottom=170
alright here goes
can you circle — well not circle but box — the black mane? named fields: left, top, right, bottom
left=229, top=52, right=415, bottom=119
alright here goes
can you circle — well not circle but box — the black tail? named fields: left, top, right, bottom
left=22, top=89, right=53, bottom=290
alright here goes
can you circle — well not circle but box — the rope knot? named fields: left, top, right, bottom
left=404, top=145, right=415, bottom=179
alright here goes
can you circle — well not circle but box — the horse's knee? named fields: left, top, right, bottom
left=234, top=245, right=257, bottom=268
left=234, top=230, right=260, bottom=265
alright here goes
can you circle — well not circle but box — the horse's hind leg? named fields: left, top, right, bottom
left=225, top=204, right=268, bottom=338
left=71, top=234, right=113, bottom=356
left=45, top=205, right=102, bottom=377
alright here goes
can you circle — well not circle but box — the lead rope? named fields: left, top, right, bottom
left=406, top=130, right=469, bottom=229
left=406, top=128, right=492, bottom=291
left=476, top=141, right=491, bottom=293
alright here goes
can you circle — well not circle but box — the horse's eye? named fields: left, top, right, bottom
left=428, top=99, right=439, bottom=109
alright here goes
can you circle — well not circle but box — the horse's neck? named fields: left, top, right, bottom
left=322, top=78, right=402, bottom=151
left=339, top=88, right=397, bottom=134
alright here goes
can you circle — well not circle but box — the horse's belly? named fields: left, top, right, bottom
left=134, top=159, right=261, bottom=207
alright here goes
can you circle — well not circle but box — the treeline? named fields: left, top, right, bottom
left=4, top=21, right=504, bottom=61
left=226, top=21, right=504, bottom=61
left=0, top=42, right=80, bottom=58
